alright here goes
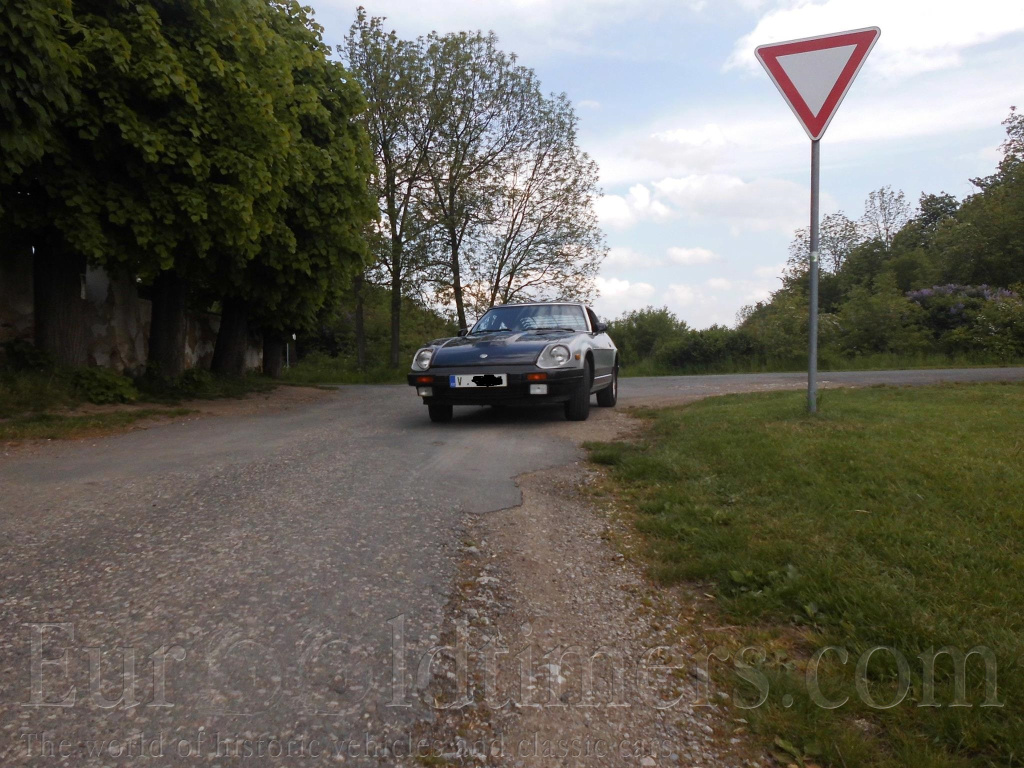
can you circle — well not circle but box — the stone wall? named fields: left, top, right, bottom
left=1, top=257, right=261, bottom=373
left=0, top=251, right=34, bottom=347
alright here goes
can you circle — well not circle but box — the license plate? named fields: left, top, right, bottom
left=449, top=373, right=507, bottom=388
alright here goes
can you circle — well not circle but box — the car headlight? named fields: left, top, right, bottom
left=412, top=348, right=434, bottom=371
left=537, top=344, right=572, bottom=369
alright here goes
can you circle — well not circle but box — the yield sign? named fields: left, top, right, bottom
left=756, top=27, right=880, bottom=140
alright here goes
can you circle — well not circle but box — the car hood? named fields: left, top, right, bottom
left=431, top=331, right=576, bottom=367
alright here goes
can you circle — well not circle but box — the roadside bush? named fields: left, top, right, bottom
left=608, top=307, right=687, bottom=366
left=2, top=339, right=55, bottom=372
left=176, top=368, right=215, bottom=397
left=945, top=295, right=1024, bottom=359
left=906, top=284, right=1018, bottom=339
left=654, top=325, right=756, bottom=370
left=831, top=277, right=931, bottom=355
left=69, top=367, right=139, bottom=404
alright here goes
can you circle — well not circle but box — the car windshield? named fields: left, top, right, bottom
left=471, top=304, right=590, bottom=334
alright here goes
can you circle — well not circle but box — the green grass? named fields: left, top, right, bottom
left=0, top=369, right=82, bottom=418
left=587, top=383, right=1024, bottom=767
left=620, top=352, right=1024, bottom=378
left=135, top=370, right=277, bottom=404
left=281, top=353, right=407, bottom=385
left=0, top=408, right=195, bottom=440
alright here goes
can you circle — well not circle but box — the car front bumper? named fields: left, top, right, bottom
left=408, top=366, right=584, bottom=405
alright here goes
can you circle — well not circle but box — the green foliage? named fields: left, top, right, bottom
left=946, top=293, right=1024, bottom=360
left=135, top=368, right=275, bottom=402
left=0, top=0, right=79, bottom=194
left=654, top=324, right=755, bottom=370
left=831, top=275, right=931, bottom=355
left=302, top=284, right=455, bottom=365
left=68, top=366, right=139, bottom=404
left=282, top=352, right=406, bottom=385
left=607, top=307, right=687, bottom=364
left=2, top=339, right=56, bottom=372
left=0, top=370, right=78, bottom=418
left=589, top=383, right=1024, bottom=766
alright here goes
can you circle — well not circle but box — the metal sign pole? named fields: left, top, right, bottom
left=808, top=139, right=820, bottom=414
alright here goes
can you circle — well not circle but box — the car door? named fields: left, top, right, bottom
left=586, top=307, right=616, bottom=380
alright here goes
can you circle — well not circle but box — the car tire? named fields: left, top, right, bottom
left=564, top=360, right=592, bottom=422
left=428, top=403, right=453, bottom=423
left=596, top=365, right=618, bottom=407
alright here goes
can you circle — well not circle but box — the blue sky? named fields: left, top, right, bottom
left=312, top=0, right=1024, bottom=327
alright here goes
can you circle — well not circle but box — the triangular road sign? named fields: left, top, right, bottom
left=756, top=27, right=880, bottom=141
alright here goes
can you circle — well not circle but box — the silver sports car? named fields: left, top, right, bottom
left=408, top=301, right=619, bottom=422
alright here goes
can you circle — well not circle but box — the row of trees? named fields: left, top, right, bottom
left=340, top=9, right=606, bottom=367
left=612, top=108, right=1024, bottom=369
left=2, top=0, right=376, bottom=378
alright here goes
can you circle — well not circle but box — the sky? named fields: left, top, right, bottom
left=311, top=0, right=1024, bottom=328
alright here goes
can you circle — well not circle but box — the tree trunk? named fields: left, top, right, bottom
left=262, top=333, right=284, bottom=379
left=389, top=241, right=402, bottom=368
left=451, top=243, right=467, bottom=330
left=211, top=298, right=250, bottom=376
left=147, top=270, right=189, bottom=379
left=33, top=240, right=88, bottom=367
left=354, top=272, right=366, bottom=370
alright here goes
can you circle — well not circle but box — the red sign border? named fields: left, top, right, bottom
left=756, top=27, right=880, bottom=141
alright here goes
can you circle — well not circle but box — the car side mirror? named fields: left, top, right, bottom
left=457, top=328, right=469, bottom=337
left=594, top=322, right=608, bottom=333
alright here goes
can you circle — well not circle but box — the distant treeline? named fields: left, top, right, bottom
left=612, top=109, right=1024, bottom=374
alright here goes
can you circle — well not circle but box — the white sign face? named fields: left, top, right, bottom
left=755, top=27, right=880, bottom=140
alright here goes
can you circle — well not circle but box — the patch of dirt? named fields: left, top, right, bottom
left=420, top=408, right=769, bottom=767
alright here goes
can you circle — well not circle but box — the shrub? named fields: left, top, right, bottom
left=69, top=367, right=139, bottom=405
left=1, top=339, right=55, bottom=372
left=608, top=307, right=687, bottom=366
left=176, top=368, right=214, bottom=397
left=945, top=296, right=1024, bottom=359
left=832, top=277, right=931, bottom=355
left=906, top=284, right=1018, bottom=338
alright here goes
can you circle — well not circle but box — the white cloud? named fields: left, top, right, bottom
left=727, top=0, right=1024, bottom=79
left=755, top=263, right=786, bottom=279
left=665, top=283, right=701, bottom=307
left=593, top=276, right=657, bottom=320
left=595, top=183, right=674, bottom=229
left=325, top=0, right=708, bottom=61
left=578, top=99, right=602, bottom=110
left=654, top=174, right=817, bottom=234
left=667, top=246, right=718, bottom=265
left=604, top=247, right=662, bottom=268
left=707, top=277, right=733, bottom=290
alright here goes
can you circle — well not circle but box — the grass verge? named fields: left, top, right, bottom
left=0, top=408, right=195, bottom=441
left=620, top=352, right=1024, bottom=378
left=281, top=353, right=407, bottom=385
left=586, top=383, right=1023, bottom=768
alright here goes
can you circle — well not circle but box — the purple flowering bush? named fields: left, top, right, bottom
left=906, top=284, right=1020, bottom=340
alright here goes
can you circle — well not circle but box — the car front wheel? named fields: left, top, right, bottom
left=564, top=361, right=592, bottom=421
left=428, top=403, right=453, bottom=423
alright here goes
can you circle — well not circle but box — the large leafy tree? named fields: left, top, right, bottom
left=341, top=10, right=435, bottom=368
left=3, top=0, right=296, bottom=371
left=421, top=30, right=540, bottom=329
left=211, top=1, right=376, bottom=377
left=466, top=93, right=605, bottom=315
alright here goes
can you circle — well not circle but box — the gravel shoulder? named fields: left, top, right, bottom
left=423, top=408, right=765, bottom=768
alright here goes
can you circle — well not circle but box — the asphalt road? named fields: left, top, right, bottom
left=1, top=367, right=1022, bottom=765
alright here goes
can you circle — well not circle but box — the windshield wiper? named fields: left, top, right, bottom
left=526, top=327, right=577, bottom=333
left=469, top=328, right=512, bottom=335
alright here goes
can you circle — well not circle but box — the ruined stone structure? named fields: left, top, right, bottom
left=1, top=252, right=261, bottom=372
